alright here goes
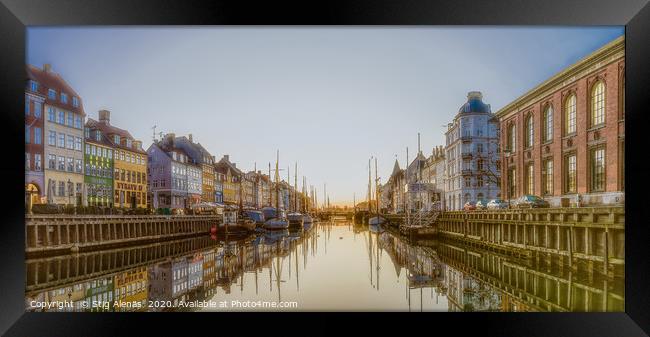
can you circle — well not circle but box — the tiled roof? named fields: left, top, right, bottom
left=26, top=65, right=85, bottom=116
left=86, top=118, right=146, bottom=154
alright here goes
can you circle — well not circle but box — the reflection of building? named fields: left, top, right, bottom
left=445, top=91, right=500, bottom=210
left=188, top=253, right=204, bottom=290
left=443, top=265, right=501, bottom=312
left=148, top=257, right=188, bottom=310
left=30, top=64, right=85, bottom=206
left=113, top=267, right=148, bottom=311
left=84, top=277, right=114, bottom=312
left=87, top=110, right=147, bottom=208
left=497, top=36, right=624, bottom=207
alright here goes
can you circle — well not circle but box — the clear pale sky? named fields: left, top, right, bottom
left=27, top=27, right=623, bottom=205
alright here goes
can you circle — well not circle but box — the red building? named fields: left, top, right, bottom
left=25, top=76, right=46, bottom=207
left=496, top=36, right=624, bottom=207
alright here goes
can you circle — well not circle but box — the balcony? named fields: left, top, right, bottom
left=460, top=136, right=472, bottom=143
left=461, top=153, right=473, bottom=159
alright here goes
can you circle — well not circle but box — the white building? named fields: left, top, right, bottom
left=444, top=91, right=500, bottom=210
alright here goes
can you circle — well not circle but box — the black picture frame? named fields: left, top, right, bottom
left=1, top=0, right=649, bottom=336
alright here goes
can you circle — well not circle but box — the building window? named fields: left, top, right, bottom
left=67, top=112, right=73, bottom=127
left=25, top=97, right=30, bottom=115
left=34, top=127, right=41, bottom=144
left=91, top=145, right=96, bottom=156
left=58, top=156, right=65, bottom=171
left=61, top=93, right=68, bottom=104
left=74, top=115, right=82, bottom=129
left=508, top=168, right=516, bottom=199
left=620, top=140, right=624, bottom=191
left=525, top=163, right=534, bottom=195
left=67, top=157, right=74, bottom=172
left=620, top=73, right=625, bottom=120
left=543, top=159, right=553, bottom=196
left=114, top=135, right=120, bottom=144
left=76, top=159, right=82, bottom=173
left=34, top=102, right=41, bottom=118
left=48, top=107, right=55, bottom=122
left=477, top=175, right=484, bottom=187
left=565, top=94, right=576, bottom=135
left=35, top=154, right=42, bottom=171
left=58, top=181, right=65, bottom=196
left=72, top=96, right=79, bottom=107
left=25, top=153, right=30, bottom=170
left=75, top=137, right=82, bottom=151
left=543, top=105, right=553, bottom=142
left=85, top=144, right=91, bottom=155
left=565, top=154, right=577, bottom=193
left=507, top=123, right=516, bottom=152
left=525, top=114, right=533, bottom=148
left=590, top=147, right=606, bottom=192
left=58, top=133, right=65, bottom=148
left=48, top=89, right=56, bottom=100
left=25, top=125, right=30, bottom=143
left=57, top=110, right=65, bottom=124
left=591, top=81, right=605, bottom=127
left=48, top=154, right=56, bottom=169
left=30, top=81, right=38, bottom=92
left=49, top=131, right=56, bottom=146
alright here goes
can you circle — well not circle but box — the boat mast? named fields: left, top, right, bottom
left=275, top=150, right=280, bottom=213
left=294, top=162, right=298, bottom=213
left=368, top=157, right=372, bottom=215
left=375, top=157, right=379, bottom=216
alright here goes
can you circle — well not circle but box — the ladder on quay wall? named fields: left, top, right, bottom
left=399, top=210, right=440, bottom=235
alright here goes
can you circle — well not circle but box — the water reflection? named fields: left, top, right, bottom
left=25, top=219, right=624, bottom=312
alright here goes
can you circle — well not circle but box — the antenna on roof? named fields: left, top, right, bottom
left=151, top=125, right=157, bottom=142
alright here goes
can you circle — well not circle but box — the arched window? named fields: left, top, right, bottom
left=591, top=81, right=605, bottom=126
left=565, top=94, right=576, bottom=135
left=543, top=104, right=553, bottom=142
left=620, top=73, right=625, bottom=120
left=525, top=114, right=533, bottom=148
left=464, top=193, right=471, bottom=203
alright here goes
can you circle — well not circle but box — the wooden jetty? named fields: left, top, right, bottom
left=25, top=214, right=219, bottom=257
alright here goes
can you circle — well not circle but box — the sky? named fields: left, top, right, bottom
left=27, top=27, right=623, bottom=206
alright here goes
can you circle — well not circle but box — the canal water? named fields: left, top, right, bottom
left=25, top=219, right=624, bottom=312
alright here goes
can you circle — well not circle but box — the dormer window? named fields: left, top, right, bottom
left=114, top=135, right=120, bottom=144
left=172, top=152, right=177, bottom=161
left=48, top=89, right=56, bottom=100
left=61, top=93, right=68, bottom=104
left=30, top=81, right=38, bottom=92
left=72, top=97, right=79, bottom=107
left=95, top=130, right=102, bottom=141
left=126, top=139, right=132, bottom=148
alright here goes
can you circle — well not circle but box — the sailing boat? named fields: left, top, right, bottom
left=287, top=162, right=304, bottom=228
left=302, top=177, right=314, bottom=227
left=264, top=150, right=289, bottom=230
left=368, top=157, right=386, bottom=230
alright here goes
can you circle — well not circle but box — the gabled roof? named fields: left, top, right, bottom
left=26, top=64, right=85, bottom=116
left=215, top=156, right=242, bottom=176
left=391, top=159, right=401, bottom=177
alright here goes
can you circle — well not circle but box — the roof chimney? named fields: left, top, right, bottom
left=188, top=134, right=193, bottom=143
left=467, top=91, right=483, bottom=100
left=165, top=133, right=175, bottom=147
left=43, top=64, right=52, bottom=73
left=98, top=110, right=110, bottom=124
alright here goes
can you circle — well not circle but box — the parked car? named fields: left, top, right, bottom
left=475, top=199, right=488, bottom=210
left=463, top=201, right=477, bottom=211
left=486, top=198, right=509, bottom=210
left=515, top=195, right=550, bottom=208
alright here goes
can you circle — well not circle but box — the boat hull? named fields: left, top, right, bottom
left=263, top=218, right=289, bottom=230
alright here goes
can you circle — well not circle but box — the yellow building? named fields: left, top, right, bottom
left=87, top=110, right=148, bottom=209
left=215, top=155, right=242, bottom=206
left=113, top=267, right=148, bottom=312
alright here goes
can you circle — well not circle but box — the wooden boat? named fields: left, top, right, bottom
left=287, top=212, right=304, bottom=227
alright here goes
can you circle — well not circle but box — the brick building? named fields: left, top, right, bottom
left=496, top=36, right=624, bottom=206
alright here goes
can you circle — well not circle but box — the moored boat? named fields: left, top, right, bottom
left=263, top=217, right=289, bottom=230
left=287, top=212, right=304, bottom=227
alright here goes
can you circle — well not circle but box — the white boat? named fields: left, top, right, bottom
left=369, top=223, right=385, bottom=233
